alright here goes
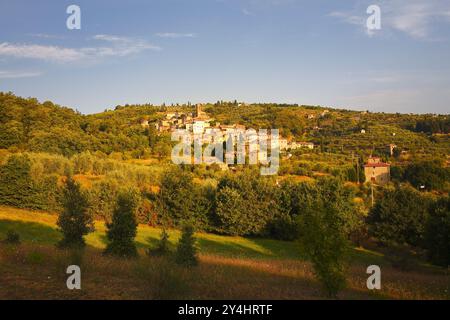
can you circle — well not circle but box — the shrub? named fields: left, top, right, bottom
left=175, top=224, right=198, bottom=267
left=57, top=177, right=94, bottom=248
left=104, top=189, right=140, bottom=258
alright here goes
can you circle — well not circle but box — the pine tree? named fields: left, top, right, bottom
left=175, top=224, right=198, bottom=267
left=104, top=190, right=139, bottom=257
left=57, top=177, right=93, bottom=248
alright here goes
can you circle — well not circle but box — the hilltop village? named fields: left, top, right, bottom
left=140, top=104, right=392, bottom=185
left=142, top=104, right=314, bottom=151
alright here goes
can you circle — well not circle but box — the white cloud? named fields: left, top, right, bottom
left=155, top=32, right=197, bottom=38
left=0, top=70, right=42, bottom=79
left=328, top=0, right=450, bottom=39
left=90, top=34, right=161, bottom=57
left=0, top=35, right=161, bottom=63
left=29, top=33, right=66, bottom=39
left=0, top=43, right=84, bottom=62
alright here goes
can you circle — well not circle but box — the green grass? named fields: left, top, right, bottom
left=0, top=206, right=306, bottom=261
left=1, top=205, right=448, bottom=300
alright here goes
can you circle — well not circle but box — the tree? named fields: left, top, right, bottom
left=403, top=161, right=449, bottom=191
left=425, top=196, right=450, bottom=267
left=0, top=154, right=33, bottom=208
left=104, top=189, right=140, bottom=257
left=57, top=177, right=93, bottom=248
left=367, top=186, right=431, bottom=247
left=214, top=171, right=279, bottom=236
left=298, top=198, right=349, bottom=298
left=175, top=224, right=198, bottom=267
left=214, top=187, right=247, bottom=235
left=159, top=168, right=194, bottom=224
left=153, top=141, right=171, bottom=161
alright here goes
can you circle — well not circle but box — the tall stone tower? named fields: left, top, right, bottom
left=196, top=104, right=205, bottom=118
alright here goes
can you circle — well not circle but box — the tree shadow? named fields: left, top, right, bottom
left=196, top=237, right=277, bottom=259
left=0, top=219, right=61, bottom=245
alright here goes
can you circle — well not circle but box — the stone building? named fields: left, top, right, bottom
left=364, top=157, right=390, bottom=185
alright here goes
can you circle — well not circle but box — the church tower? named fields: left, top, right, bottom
left=196, top=104, right=203, bottom=117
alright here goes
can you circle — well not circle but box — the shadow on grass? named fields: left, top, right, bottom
left=0, top=219, right=61, bottom=245
left=192, top=255, right=376, bottom=300
left=0, top=218, right=388, bottom=268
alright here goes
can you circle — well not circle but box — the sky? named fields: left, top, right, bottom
left=0, top=0, right=449, bottom=114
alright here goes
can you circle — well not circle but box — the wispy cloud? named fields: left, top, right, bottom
left=0, top=43, right=84, bottom=62
left=328, top=0, right=450, bottom=39
left=0, top=35, right=161, bottom=63
left=0, top=70, right=42, bottom=79
left=28, top=33, right=66, bottom=40
left=155, top=32, right=197, bottom=38
left=90, top=34, right=161, bottom=56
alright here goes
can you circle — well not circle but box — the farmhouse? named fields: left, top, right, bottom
left=364, top=157, right=390, bottom=185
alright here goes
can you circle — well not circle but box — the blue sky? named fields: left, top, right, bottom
left=0, top=0, right=449, bottom=114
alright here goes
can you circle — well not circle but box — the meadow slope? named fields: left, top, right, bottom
left=0, top=206, right=448, bottom=300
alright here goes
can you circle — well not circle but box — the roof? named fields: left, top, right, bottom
left=364, top=163, right=390, bottom=168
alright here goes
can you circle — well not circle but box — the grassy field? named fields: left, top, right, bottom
left=0, top=206, right=448, bottom=300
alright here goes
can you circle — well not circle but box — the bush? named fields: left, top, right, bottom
left=4, top=230, right=20, bottom=244
left=104, top=189, right=140, bottom=258
left=175, top=224, right=198, bottom=267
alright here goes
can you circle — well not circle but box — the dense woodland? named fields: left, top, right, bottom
left=0, top=92, right=449, bottom=269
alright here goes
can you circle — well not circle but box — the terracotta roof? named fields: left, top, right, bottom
left=364, top=163, right=390, bottom=168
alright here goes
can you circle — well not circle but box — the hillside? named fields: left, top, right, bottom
left=0, top=206, right=448, bottom=300
left=1, top=92, right=448, bottom=162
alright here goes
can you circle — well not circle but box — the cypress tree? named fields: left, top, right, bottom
left=175, top=224, right=198, bottom=267
left=105, top=190, right=139, bottom=257
left=57, top=177, right=93, bottom=248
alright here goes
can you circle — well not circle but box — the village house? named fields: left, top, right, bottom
left=289, top=141, right=314, bottom=150
left=278, top=138, right=288, bottom=150
left=364, top=157, right=390, bottom=185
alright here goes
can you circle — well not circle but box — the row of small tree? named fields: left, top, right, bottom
left=57, top=177, right=198, bottom=266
